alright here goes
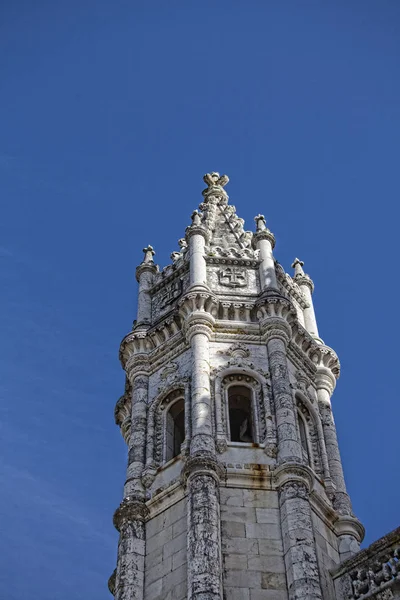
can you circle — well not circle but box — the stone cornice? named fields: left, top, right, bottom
left=206, top=255, right=259, bottom=268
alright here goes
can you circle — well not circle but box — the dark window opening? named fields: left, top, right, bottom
left=298, top=414, right=310, bottom=465
left=228, top=385, right=253, bottom=442
left=166, top=399, right=185, bottom=462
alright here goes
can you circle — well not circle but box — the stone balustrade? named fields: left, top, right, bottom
left=332, top=527, right=400, bottom=600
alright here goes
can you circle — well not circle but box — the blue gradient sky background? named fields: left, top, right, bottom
left=0, top=2, right=399, bottom=598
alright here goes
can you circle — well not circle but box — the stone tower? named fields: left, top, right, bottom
left=109, top=173, right=366, bottom=600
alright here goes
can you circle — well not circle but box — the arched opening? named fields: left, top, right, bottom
left=165, top=398, right=185, bottom=462
left=228, top=385, right=253, bottom=442
left=298, top=412, right=310, bottom=465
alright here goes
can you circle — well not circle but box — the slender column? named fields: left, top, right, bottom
left=135, top=245, right=157, bottom=328
left=264, top=319, right=303, bottom=465
left=113, top=499, right=148, bottom=600
left=187, top=319, right=215, bottom=456
left=112, top=359, right=150, bottom=600
left=276, top=466, right=323, bottom=600
left=184, top=457, right=224, bottom=600
left=186, top=211, right=208, bottom=291
left=183, top=305, right=223, bottom=599
left=292, top=258, right=320, bottom=340
left=253, top=214, right=278, bottom=291
left=315, top=368, right=352, bottom=516
left=125, top=368, right=149, bottom=500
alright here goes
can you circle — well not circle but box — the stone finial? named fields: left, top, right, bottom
left=202, top=172, right=229, bottom=200
left=178, top=238, right=187, bottom=250
left=191, top=210, right=202, bottom=226
left=291, top=258, right=305, bottom=277
left=291, top=258, right=314, bottom=293
left=142, top=245, right=155, bottom=264
left=254, top=214, right=267, bottom=232
left=170, top=251, right=181, bottom=263
left=203, top=172, right=229, bottom=189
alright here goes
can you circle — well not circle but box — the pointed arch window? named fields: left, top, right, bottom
left=165, top=398, right=185, bottom=462
left=228, top=385, right=254, bottom=443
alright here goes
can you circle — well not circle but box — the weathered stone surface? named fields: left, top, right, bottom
left=111, top=172, right=374, bottom=600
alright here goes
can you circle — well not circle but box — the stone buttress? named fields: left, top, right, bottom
left=109, top=173, right=365, bottom=600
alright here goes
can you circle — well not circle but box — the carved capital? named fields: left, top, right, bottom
left=274, top=462, right=314, bottom=493
left=181, top=453, right=225, bottom=485
left=119, top=331, right=151, bottom=369
left=125, top=354, right=151, bottom=383
left=315, top=366, right=337, bottom=395
left=185, top=223, right=209, bottom=243
left=135, top=261, right=158, bottom=282
left=261, top=317, right=292, bottom=345
left=310, top=345, right=340, bottom=381
left=294, top=273, right=314, bottom=293
left=113, top=498, right=149, bottom=531
left=252, top=228, right=276, bottom=249
left=334, top=515, right=365, bottom=544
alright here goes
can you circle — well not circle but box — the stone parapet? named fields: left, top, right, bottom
left=332, top=527, right=400, bottom=600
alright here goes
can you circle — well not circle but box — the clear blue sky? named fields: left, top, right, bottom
left=0, top=2, right=398, bottom=598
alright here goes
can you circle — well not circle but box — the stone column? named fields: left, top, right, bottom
left=182, top=302, right=223, bottom=599
left=315, top=368, right=365, bottom=559
left=113, top=499, right=148, bottom=600
left=275, top=466, right=323, bottom=600
left=315, top=368, right=352, bottom=516
left=124, top=361, right=149, bottom=500
left=187, top=318, right=215, bottom=455
left=292, top=258, right=320, bottom=341
left=253, top=214, right=278, bottom=291
left=112, top=358, right=149, bottom=600
left=135, top=245, right=157, bottom=328
left=186, top=211, right=208, bottom=291
left=184, top=456, right=224, bottom=600
left=262, top=303, right=323, bottom=599
left=263, top=317, right=303, bottom=465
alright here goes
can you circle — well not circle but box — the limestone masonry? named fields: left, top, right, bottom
left=109, top=173, right=399, bottom=600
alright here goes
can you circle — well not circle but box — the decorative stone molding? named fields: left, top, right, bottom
left=275, top=261, right=309, bottom=309
left=114, top=393, right=132, bottom=444
left=257, top=295, right=297, bottom=337
left=217, top=342, right=251, bottom=358
left=146, top=383, right=189, bottom=469
left=113, top=498, right=149, bottom=532
left=332, top=527, right=399, bottom=600
left=291, top=257, right=315, bottom=293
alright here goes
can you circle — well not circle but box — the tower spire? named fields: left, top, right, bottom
left=111, top=172, right=365, bottom=600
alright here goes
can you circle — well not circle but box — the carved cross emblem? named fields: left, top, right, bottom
left=219, top=267, right=247, bottom=288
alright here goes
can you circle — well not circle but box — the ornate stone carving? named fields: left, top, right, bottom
left=160, top=361, right=178, bottom=381
left=218, top=266, right=247, bottom=288
left=113, top=498, right=149, bottom=531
